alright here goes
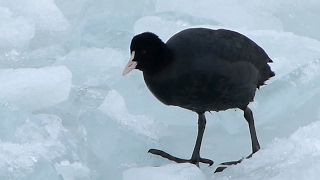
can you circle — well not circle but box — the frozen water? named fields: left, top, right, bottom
left=0, top=66, right=71, bottom=111
left=0, top=0, right=70, bottom=32
left=124, top=121, right=320, bottom=180
left=0, top=7, right=34, bottom=53
left=123, top=163, right=206, bottom=180
left=0, top=0, right=320, bottom=179
left=54, top=47, right=126, bottom=87
left=54, top=160, right=91, bottom=180
left=210, top=120, right=320, bottom=180
left=156, top=0, right=284, bottom=31
left=98, top=89, right=164, bottom=140
left=0, top=107, right=74, bottom=179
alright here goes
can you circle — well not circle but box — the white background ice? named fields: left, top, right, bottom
left=0, top=0, right=320, bottom=179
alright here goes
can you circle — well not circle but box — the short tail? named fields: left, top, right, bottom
left=257, top=59, right=275, bottom=88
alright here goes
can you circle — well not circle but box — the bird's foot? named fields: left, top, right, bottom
left=148, top=149, right=214, bottom=166
left=220, top=152, right=254, bottom=165
left=215, top=153, right=256, bottom=173
left=214, top=166, right=228, bottom=173
left=213, top=158, right=244, bottom=173
left=220, top=158, right=244, bottom=166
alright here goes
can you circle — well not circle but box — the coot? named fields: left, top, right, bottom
left=122, top=28, right=275, bottom=171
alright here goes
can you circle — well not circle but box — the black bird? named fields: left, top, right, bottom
left=122, top=28, right=275, bottom=171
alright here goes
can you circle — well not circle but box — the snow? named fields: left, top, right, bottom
left=0, top=0, right=320, bottom=179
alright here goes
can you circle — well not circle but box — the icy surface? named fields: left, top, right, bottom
left=0, top=0, right=320, bottom=179
left=211, top=121, right=320, bottom=180
left=0, top=66, right=71, bottom=111
left=123, top=163, right=206, bottom=180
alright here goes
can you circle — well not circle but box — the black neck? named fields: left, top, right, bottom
left=144, top=45, right=173, bottom=75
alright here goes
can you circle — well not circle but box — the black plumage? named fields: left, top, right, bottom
left=122, top=27, right=275, bottom=172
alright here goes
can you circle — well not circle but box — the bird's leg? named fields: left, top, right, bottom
left=245, top=107, right=261, bottom=153
left=148, top=112, right=214, bottom=166
left=216, top=107, right=260, bottom=172
left=190, top=113, right=213, bottom=166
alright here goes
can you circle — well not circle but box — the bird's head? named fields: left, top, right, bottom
left=122, top=32, right=167, bottom=76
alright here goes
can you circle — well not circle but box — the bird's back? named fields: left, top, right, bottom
left=144, top=28, right=274, bottom=112
left=167, top=28, right=274, bottom=87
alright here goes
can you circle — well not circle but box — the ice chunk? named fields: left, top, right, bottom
left=0, top=45, right=65, bottom=68
left=123, top=163, right=206, bottom=180
left=58, top=0, right=156, bottom=18
left=250, top=0, right=320, bottom=40
left=20, top=46, right=65, bottom=68
left=0, top=0, right=70, bottom=51
left=54, top=0, right=156, bottom=50
left=79, top=21, right=135, bottom=50
left=154, top=11, right=221, bottom=27
left=213, top=121, right=320, bottom=180
left=0, top=7, right=34, bottom=52
left=0, top=0, right=70, bottom=32
left=251, top=59, right=320, bottom=126
left=98, top=89, right=163, bottom=140
left=55, top=47, right=126, bottom=87
left=156, top=0, right=283, bottom=30
left=79, top=103, right=163, bottom=179
left=54, top=160, right=91, bottom=180
left=241, top=30, right=320, bottom=80
left=0, top=108, right=73, bottom=179
left=0, top=66, right=72, bottom=111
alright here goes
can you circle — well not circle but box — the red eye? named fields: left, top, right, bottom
left=141, top=50, right=146, bottom=54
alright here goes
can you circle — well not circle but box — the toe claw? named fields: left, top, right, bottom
left=200, top=158, right=214, bottom=166
left=215, top=166, right=227, bottom=173
left=148, top=149, right=162, bottom=154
